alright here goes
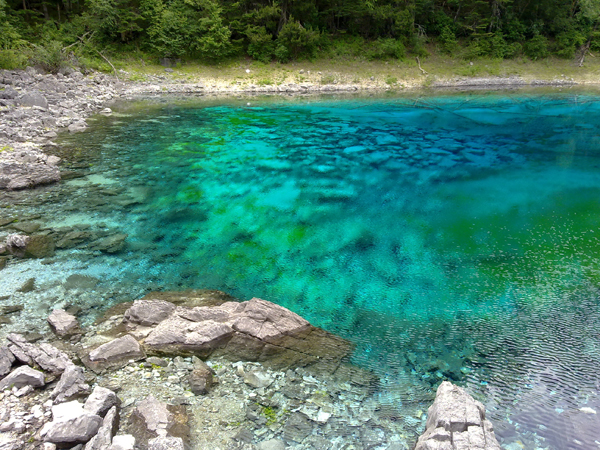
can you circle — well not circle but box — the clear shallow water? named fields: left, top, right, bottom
left=8, top=90, right=600, bottom=448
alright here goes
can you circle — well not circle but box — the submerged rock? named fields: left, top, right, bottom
left=4, top=233, right=55, bottom=258
left=414, top=381, right=501, bottom=450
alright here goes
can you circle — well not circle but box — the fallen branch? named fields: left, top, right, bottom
left=95, top=50, right=119, bottom=81
left=62, top=31, right=96, bottom=51
left=416, top=56, right=428, bottom=75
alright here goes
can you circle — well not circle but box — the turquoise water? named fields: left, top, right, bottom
left=15, top=90, right=600, bottom=448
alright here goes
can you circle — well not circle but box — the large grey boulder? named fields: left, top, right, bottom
left=84, top=386, right=120, bottom=417
left=7, top=334, right=71, bottom=374
left=414, top=381, right=502, bottom=450
left=48, top=309, right=81, bottom=337
left=86, top=334, right=145, bottom=372
left=0, top=346, right=15, bottom=377
left=0, top=365, right=45, bottom=390
left=121, top=296, right=351, bottom=370
left=51, top=364, right=90, bottom=403
left=84, top=406, right=119, bottom=450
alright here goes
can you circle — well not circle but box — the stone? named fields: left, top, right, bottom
left=56, top=231, right=92, bottom=249
left=0, top=366, right=45, bottom=391
left=0, top=346, right=15, bottom=377
left=0, top=435, right=22, bottom=450
left=7, top=334, right=71, bottom=374
left=148, top=436, right=184, bottom=450
left=51, top=364, right=90, bottom=403
left=93, top=233, right=127, bottom=253
left=48, top=309, right=81, bottom=336
left=189, top=359, right=214, bottom=395
left=414, top=381, right=501, bottom=450
left=109, top=435, right=136, bottom=450
left=129, top=396, right=189, bottom=449
left=19, top=92, right=48, bottom=109
left=146, top=357, right=168, bottom=367
left=0, top=162, right=61, bottom=190
left=68, top=121, right=87, bottom=133
left=11, top=221, right=41, bottom=233
left=51, top=400, right=85, bottom=422
left=41, top=413, right=103, bottom=445
left=244, top=370, right=273, bottom=389
left=86, top=335, right=145, bottom=372
left=283, top=413, right=313, bottom=443
left=233, top=428, right=254, bottom=443
left=17, top=277, right=35, bottom=292
left=124, top=300, right=176, bottom=326
left=0, top=86, right=18, bottom=99
left=84, top=386, right=120, bottom=417
left=84, top=406, right=119, bottom=450
left=257, top=439, right=286, bottom=450
left=64, top=274, right=99, bottom=290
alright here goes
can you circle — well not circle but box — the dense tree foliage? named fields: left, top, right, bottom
left=1, top=0, right=599, bottom=67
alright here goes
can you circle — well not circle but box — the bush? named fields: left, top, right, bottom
left=410, top=34, right=429, bottom=57
left=438, top=25, right=458, bottom=55
left=367, top=38, right=405, bottom=60
left=555, top=30, right=586, bottom=58
left=274, top=20, right=320, bottom=62
left=29, top=41, right=71, bottom=74
left=0, top=49, right=27, bottom=69
left=524, top=34, right=549, bottom=60
left=246, top=26, right=275, bottom=63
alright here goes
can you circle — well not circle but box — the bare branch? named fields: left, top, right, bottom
left=416, top=56, right=428, bottom=75
left=96, top=50, right=119, bottom=81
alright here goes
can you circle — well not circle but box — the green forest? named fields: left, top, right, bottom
left=1, top=0, right=600, bottom=71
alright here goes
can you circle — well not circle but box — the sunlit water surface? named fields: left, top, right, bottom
left=8, top=90, right=600, bottom=449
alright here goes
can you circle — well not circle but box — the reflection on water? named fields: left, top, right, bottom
left=5, top=90, right=600, bottom=449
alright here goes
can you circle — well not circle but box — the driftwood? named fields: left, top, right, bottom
left=95, top=50, right=119, bottom=82
left=416, top=56, right=428, bottom=75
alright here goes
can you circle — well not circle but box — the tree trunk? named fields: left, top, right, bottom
left=42, top=2, right=50, bottom=19
left=576, top=40, right=591, bottom=67
left=576, top=21, right=599, bottom=67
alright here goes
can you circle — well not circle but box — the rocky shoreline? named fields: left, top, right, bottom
left=0, top=290, right=502, bottom=450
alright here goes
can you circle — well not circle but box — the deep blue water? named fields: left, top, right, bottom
left=17, top=90, right=600, bottom=448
